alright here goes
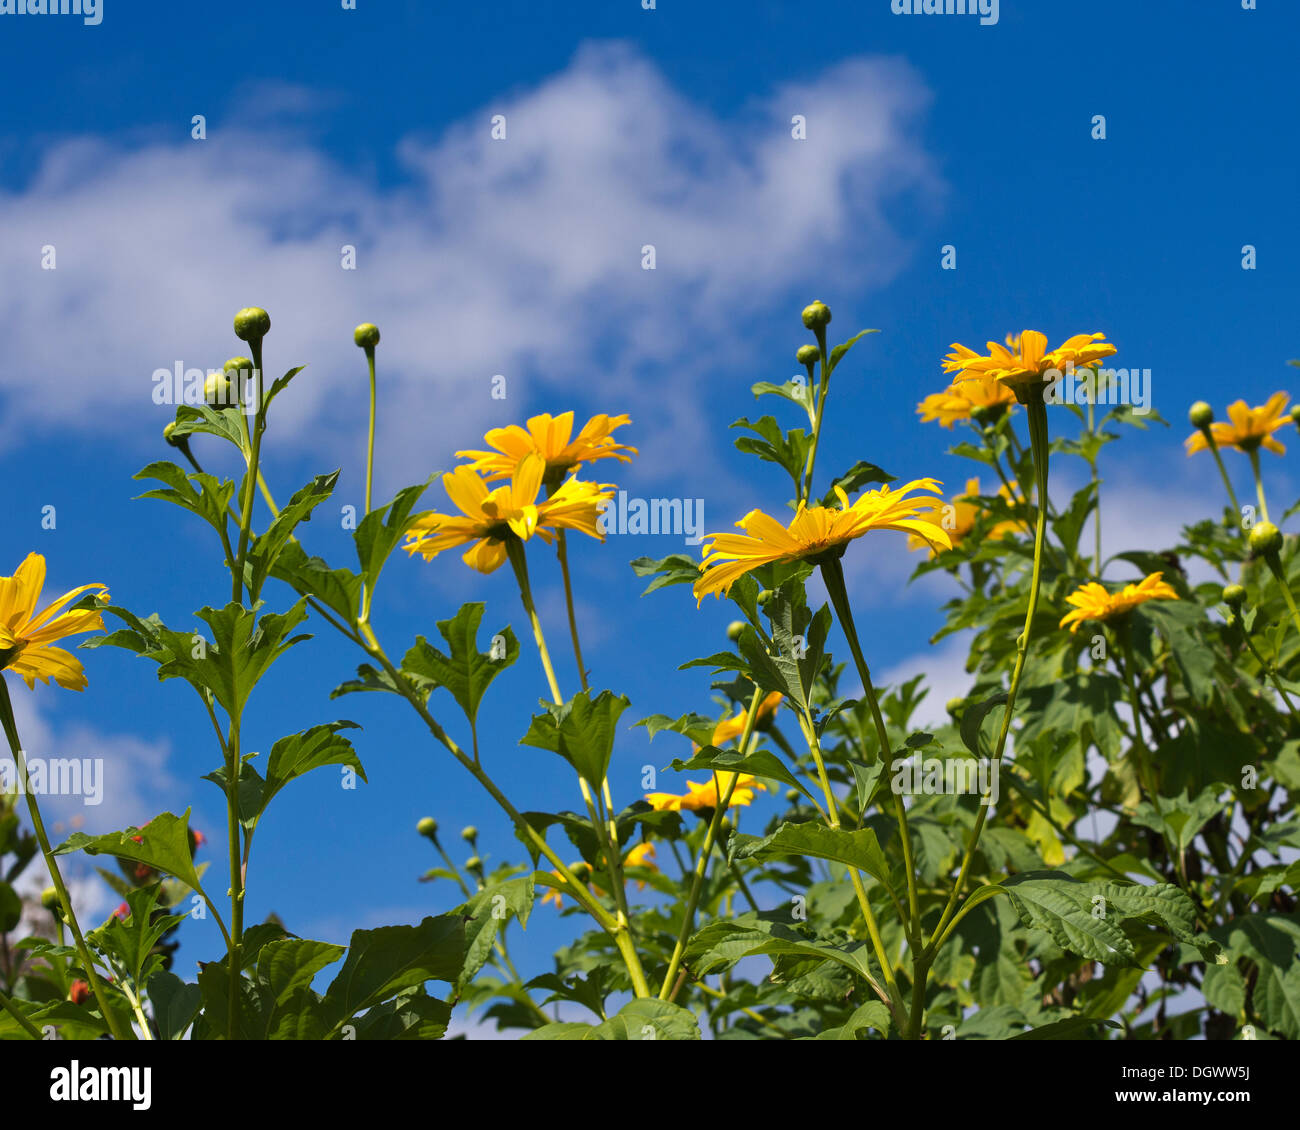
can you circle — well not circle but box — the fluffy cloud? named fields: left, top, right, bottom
left=0, top=43, right=938, bottom=505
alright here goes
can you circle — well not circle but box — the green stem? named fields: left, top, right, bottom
left=231, top=336, right=266, bottom=603
left=658, top=689, right=763, bottom=999
left=928, top=393, right=1051, bottom=955
left=1236, top=617, right=1298, bottom=713
left=1262, top=553, right=1300, bottom=637
left=0, top=983, right=44, bottom=1039
left=555, top=531, right=588, bottom=692
left=364, top=346, right=377, bottom=516
left=801, top=327, right=831, bottom=506
left=0, top=679, right=128, bottom=1040
left=819, top=554, right=922, bottom=944
left=1248, top=448, right=1270, bottom=524
left=1206, top=437, right=1242, bottom=518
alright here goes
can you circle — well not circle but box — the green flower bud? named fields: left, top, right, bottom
left=41, top=886, right=61, bottom=912
left=726, top=620, right=746, bottom=642
left=460, top=825, right=478, bottom=843
left=1222, top=584, right=1247, bottom=609
left=796, top=344, right=819, bottom=367
left=784, top=788, right=800, bottom=803
left=1291, top=404, right=1300, bottom=427
left=570, top=861, right=591, bottom=881
left=203, top=372, right=233, bottom=407
left=417, top=817, right=438, bottom=839
left=464, top=855, right=483, bottom=872
left=163, top=421, right=181, bottom=447
left=233, top=306, right=271, bottom=342
left=946, top=697, right=965, bottom=716
left=1248, top=521, right=1283, bottom=558
left=353, top=323, right=380, bottom=350
left=1188, top=401, right=1214, bottom=430
left=801, top=300, right=832, bottom=331
left=223, top=356, right=254, bottom=374
left=756, top=589, right=773, bottom=606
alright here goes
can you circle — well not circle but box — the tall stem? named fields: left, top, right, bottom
left=658, top=690, right=763, bottom=1000
left=1248, top=448, right=1270, bottom=524
left=0, top=678, right=128, bottom=1039
left=364, top=347, right=377, bottom=516
left=555, top=531, right=588, bottom=692
left=1206, top=438, right=1241, bottom=518
left=928, top=393, right=1052, bottom=954
left=801, top=327, right=831, bottom=505
left=231, top=337, right=266, bottom=603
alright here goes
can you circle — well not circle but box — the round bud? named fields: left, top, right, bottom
left=946, top=697, right=965, bottom=716
left=571, top=861, right=591, bottom=881
left=1222, top=584, right=1247, bottom=609
left=203, top=372, right=233, bottom=407
left=460, top=825, right=478, bottom=843
left=1248, top=521, right=1283, bottom=557
left=1291, top=404, right=1300, bottom=426
left=784, top=788, right=800, bottom=803
left=801, top=300, right=832, bottom=331
left=41, top=887, right=60, bottom=912
left=464, top=855, right=483, bottom=872
left=163, top=421, right=180, bottom=447
left=353, top=323, right=380, bottom=349
left=756, top=589, right=773, bottom=606
left=796, top=344, right=819, bottom=367
left=417, top=817, right=438, bottom=839
left=233, top=306, right=271, bottom=342
left=1188, top=401, right=1214, bottom=430
left=726, top=620, right=746, bottom=642
left=223, top=356, right=254, bottom=375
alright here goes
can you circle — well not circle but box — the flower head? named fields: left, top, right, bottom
left=943, top=330, right=1117, bottom=390
left=1058, top=572, right=1179, bottom=634
left=0, top=554, right=107, bottom=691
left=712, top=691, right=783, bottom=745
left=404, top=454, right=613, bottom=574
left=623, top=841, right=659, bottom=890
left=917, top=374, right=1017, bottom=429
left=1184, top=393, right=1290, bottom=457
left=693, top=479, right=951, bottom=603
left=907, top=478, right=1023, bottom=557
left=456, top=411, right=637, bottom=482
left=646, top=771, right=767, bottom=813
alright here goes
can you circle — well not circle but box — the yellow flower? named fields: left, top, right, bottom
left=693, top=479, right=952, bottom=603
left=908, top=478, right=1024, bottom=557
left=456, top=411, right=637, bottom=482
left=1058, top=572, right=1179, bottom=634
left=404, top=454, right=613, bottom=574
left=943, top=330, right=1117, bottom=389
left=712, top=691, right=783, bottom=745
left=645, top=772, right=767, bottom=813
left=1184, top=393, right=1290, bottom=457
left=0, top=554, right=108, bottom=691
left=917, top=374, right=1017, bottom=428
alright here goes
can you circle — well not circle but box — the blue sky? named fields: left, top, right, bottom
left=2, top=0, right=1297, bottom=1012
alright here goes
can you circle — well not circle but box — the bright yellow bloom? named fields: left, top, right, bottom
left=0, top=554, right=107, bottom=691
left=908, top=478, right=1024, bottom=557
left=645, top=772, right=768, bottom=813
left=404, top=454, right=613, bottom=574
left=456, top=411, right=637, bottom=482
left=712, top=691, right=783, bottom=745
left=1058, top=572, right=1179, bottom=634
left=943, top=330, right=1117, bottom=389
left=917, top=374, right=1017, bottom=428
left=693, top=479, right=951, bottom=603
left=1184, top=392, right=1290, bottom=457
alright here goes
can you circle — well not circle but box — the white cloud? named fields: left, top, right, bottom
left=0, top=44, right=939, bottom=510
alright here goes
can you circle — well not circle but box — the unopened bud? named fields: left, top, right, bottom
left=233, top=306, right=271, bottom=342
left=1188, top=401, right=1214, bottom=430
left=1222, top=584, right=1246, bottom=610
left=726, top=621, right=746, bottom=642
left=801, top=300, right=832, bottom=332
left=1248, top=521, right=1283, bottom=558
left=796, top=344, right=819, bottom=367
left=353, top=323, right=380, bottom=350
left=417, top=817, right=438, bottom=839
left=460, top=825, right=478, bottom=843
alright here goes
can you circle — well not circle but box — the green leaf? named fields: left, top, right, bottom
left=263, top=364, right=309, bottom=410
left=322, top=915, right=465, bottom=1029
left=55, top=811, right=205, bottom=894
left=1009, top=1016, right=1120, bottom=1040
left=669, top=745, right=815, bottom=803
left=730, top=415, right=811, bottom=495
left=354, top=481, right=431, bottom=590
left=271, top=540, right=363, bottom=626
left=827, top=328, right=879, bottom=372
left=635, top=711, right=717, bottom=748
left=456, top=875, right=536, bottom=990
left=820, top=461, right=896, bottom=507
left=960, top=691, right=1008, bottom=758
left=169, top=404, right=250, bottom=456
left=520, top=690, right=630, bottom=790
left=751, top=378, right=814, bottom=411
left=246, top=472, right=339, bottom=601
left=134, top=461, right=237, bottom=544
left=524, top=998, right=701, bottom=1040
left=729, top=821, right=894, bottom=889
left=88, top=883, right=185, bottom=989
left=401, top=603, right=519, bottom=726
left=812, top=1000, right=892, bottom=1040
left=146, top=970, right=202, bottom=1040
left=629, top=554, right=701, bottom=596
left=258, top=722, right=366, bottom=816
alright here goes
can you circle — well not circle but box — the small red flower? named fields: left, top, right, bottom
left=130, top=834, right=144, bottom=844
left=113, top=902, right=129, bottom=921
left=69, top=980, right=91, bottom=1005
left=192, top=829, right=206, bottom=848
